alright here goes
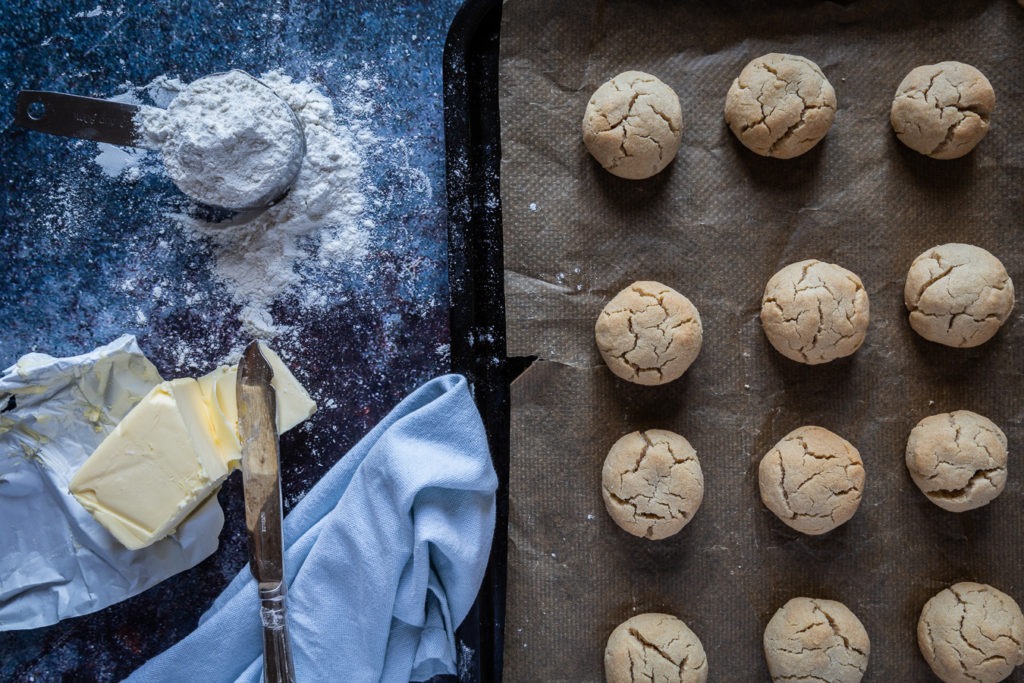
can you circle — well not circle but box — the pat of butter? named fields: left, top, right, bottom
left=195, top=344, right=316, bottom=470
left=69, top=344, right=316, bottom=550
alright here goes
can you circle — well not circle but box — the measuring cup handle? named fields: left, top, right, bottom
left=15, top=91, right=143, bottom=148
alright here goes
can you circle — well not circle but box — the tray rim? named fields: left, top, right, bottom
left=443, top=0, right=512, bottom=681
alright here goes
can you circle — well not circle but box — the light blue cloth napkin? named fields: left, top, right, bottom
left=127, top=374, right=497, bottom=683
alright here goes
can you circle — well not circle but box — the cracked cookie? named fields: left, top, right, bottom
left=904, top=243, right=1014, bottom=348
left=605, top=612, right=709, bottom=683
left=602, top=429, right=704, bottom=540
left=595, top=281, right=702, bottom=385
left=764, top=597, right=870, bottom=683
left=918, top=582, right=1024, bottom=683
left=760, top=260, right=869, bottom=365
left=724, top=53, right=836, bottom=159
left=759, top=426, right=865, bottom=535
left=582, top=71, right=683, bottom=180
left=906, top=410, right=1008, bottom=513
left=891, top=62, right=995, bottom=160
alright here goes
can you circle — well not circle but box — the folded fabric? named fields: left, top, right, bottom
left=127, top=374, right=498, bottom=683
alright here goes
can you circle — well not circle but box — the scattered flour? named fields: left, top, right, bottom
left=74, top=5, right=110, bottom=18
left=94, top=144, right=151, bottom=178
left=131, top=70, right=369, bottom=339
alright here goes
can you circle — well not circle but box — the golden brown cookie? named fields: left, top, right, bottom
left=906, top=411, right=1008, bottom=512
left=605, top=613, right=709, bottom=683
left=759, top=426, right=865, bottom=535
left=904, top=243, right=1014, bottom=348
left=891, top=62, right=995, bottom=160
left=595, top=281, right=702, bottom=385
left=601, top=429, right=704, bottom=540
left=760, top=260, right=869, bottom=365
left=582, top=71, right=683, bottom=179
left=918, top=582, right=1024, bottom=683
left=724, top=53, right=836, bottom=159
left=764, top=597, right=870, bottom=683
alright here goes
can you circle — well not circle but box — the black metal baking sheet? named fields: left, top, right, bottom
left=497, top=0, right=1024, bottom=680
left=444, top=0, right=513, bottom=681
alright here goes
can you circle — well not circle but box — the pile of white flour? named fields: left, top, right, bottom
left=133, top=71, right=368, bottom=338
left=137, top=70, right=305, bottom=211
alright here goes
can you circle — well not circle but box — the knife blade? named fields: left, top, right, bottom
left=237, top=341, right=296, bottom=683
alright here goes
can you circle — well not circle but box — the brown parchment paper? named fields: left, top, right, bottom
left=498, top=0, right=1024, bottom=680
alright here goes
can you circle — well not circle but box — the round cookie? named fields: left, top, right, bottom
left=891, top=62, right=995, bottom=160
left=605, top=613, right=708, bottom=683
left=760, top=260, right=869, bottom=365
left=906, top=411, right=1008, bottom=512
left=918, top=582, right=1024, bottom=683
left=582, top=71, right=683, bottom=180
left=904, top=243, right=1014, bottom=348
left=595, top=281, right=702, bottom=385
left=759, top=426, right=865, bottom=535
left=602, top=429, right=704, bottom=540
left=724, top=53, right=836, bottom=159
left=764, top=597, right=870, bottom=683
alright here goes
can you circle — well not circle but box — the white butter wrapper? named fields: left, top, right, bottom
left=0, top=335, right=224, bottom=630
left=67, top=342, right=316, bottom=551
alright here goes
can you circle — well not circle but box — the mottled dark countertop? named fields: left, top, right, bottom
left=0, top=0, right=463, bottom=679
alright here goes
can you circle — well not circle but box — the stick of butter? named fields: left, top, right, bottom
left=69, top=344, right=315, bottom=550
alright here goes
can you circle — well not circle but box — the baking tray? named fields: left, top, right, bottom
left=444, top=0, right=514, bottom=681
left=450, top=0, right=1024, bottom=681
left=497, top=0, right=1024, bottom=681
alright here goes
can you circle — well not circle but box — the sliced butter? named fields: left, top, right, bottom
left=69, top=379, right=229, bottom=550
left=197, top=343, right=317, bottom=465
left=69, top=344, right=316, bottom=550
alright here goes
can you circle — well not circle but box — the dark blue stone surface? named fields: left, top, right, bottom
left=0, top=0, right=463, bottom=679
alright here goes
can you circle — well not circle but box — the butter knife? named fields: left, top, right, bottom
left=237, top=341, right=297, bottom=683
